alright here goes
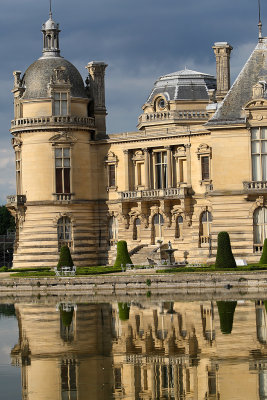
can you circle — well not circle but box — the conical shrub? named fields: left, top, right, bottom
left=60, top=308, right=74, bottom=327
left=118, top=303, right=130, bottom=321
left=260, top=238, right=267, bottom=264
left=215, top=231, right=236, bottom=268
left=114, top=240, right=132, bottom=268
left=57, top=245, right=74, bottom=269
left=217, top=301, right=237, bottom=334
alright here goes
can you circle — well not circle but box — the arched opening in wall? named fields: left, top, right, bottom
left=152, top=213, right=164, bottom=244
left=133, top=218, right=141, bottom=241
left=199, top=211, right=212, bottom=247
left=108, top=216, right=118, bottom=246
left=175, top=216, right=183, bottom=239
left=253, top=207, right=267, bottom=253
left=57, top=216, right=72, bottom=250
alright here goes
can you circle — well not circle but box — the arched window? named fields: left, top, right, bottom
left=152, top=213, right=164, bottom=243
left=254, top=207, right=267, bottom=252
left=57, top=216, right=72, bottom=249
left=200, top=211, right=212, bottom=246
left=133, top=218, right=141, bottom=240
left=175, top=215, right=183, bottom=239
left=108, top=216, right=118, bottom=245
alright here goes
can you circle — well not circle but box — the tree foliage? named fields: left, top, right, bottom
left=215, top=231, right=236, bottom=268
left=217, top=301, right=237, bottom=334
left=114, top=240, right=132, bottom=268
left=57, top=245, right=74, bottom=269
left=0, top=206, right=15, bottom=235
left=260, top=238, right=267, bottom=264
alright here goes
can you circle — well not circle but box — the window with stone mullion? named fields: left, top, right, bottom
left=251, top=127, right=267, bottom=181
left=55, top=148, right=70, bottom=194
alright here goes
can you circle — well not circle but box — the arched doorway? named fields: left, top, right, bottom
left=152, top=213, right=164, bottom=244
left=57, top=216, right=72, bottom=250
left=175, top=215, right=183, bottom=239
left=108, top=216, right=118, bottom=245
left=133, top=218, right=141, bottom=240
left=199, top=211, right=212, bottom=247
left=254, top=207, right=267, bottom=252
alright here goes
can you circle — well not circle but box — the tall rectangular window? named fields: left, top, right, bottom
left=54, top=92, right=68, bottom=116
left=55, top=148, right=71, bottom=194
left=155, top=151, right=167, bottom=189
left=15, top=151, right=21, bottom=194
left=251, top=127, right=267, bottom=181
left=108, top=164, right=116, bottom=187
left=201, top=156, right=210, bottom=180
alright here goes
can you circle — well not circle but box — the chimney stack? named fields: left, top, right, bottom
left=213, top=42, right=233, bottom=101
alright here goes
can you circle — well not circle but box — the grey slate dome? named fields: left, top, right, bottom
left=147, top=68, right=216, bottom=102
left=22, top=57, right=88, bottom=99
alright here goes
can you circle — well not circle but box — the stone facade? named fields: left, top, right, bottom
left=6, top=12, right=267, bottom=267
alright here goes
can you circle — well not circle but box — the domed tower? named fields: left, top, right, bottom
left=7, top=11, right=108, bottom=268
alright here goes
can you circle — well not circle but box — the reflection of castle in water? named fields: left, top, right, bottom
left=10, top=300, right=267, bottom=399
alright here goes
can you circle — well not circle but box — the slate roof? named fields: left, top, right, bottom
left=147, top=68, right=216, bottom=102
left=207, top=39, right=267, bottom=126
left=22, top=57, right=88, bottom=99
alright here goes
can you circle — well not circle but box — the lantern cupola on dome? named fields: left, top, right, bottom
left=41, top=6, right=61, bottom=58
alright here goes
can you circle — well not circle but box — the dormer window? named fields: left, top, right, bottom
left=54, top=92, right=68, bottom=116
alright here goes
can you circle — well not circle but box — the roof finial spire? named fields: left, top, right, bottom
left=49, top=0, right=52, bottom=19
left=258, top=0, right=263, bottom=39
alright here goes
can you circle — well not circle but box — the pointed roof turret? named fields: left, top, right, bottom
left=207, top=39, right=267, bottom=126
left=41, top=5, right=61, bottom=58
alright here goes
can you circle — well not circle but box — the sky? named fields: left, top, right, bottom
left=0, top=0, right=264, bottom=203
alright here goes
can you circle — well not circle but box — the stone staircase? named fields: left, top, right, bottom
left=130, top=244, right=161, bottom=265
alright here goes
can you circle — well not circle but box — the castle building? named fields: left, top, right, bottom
left=6, top=11, right=267, bottom=267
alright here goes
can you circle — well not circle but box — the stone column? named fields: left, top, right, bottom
left=143, top=148, right=150, bottom=190
left=165, top=146, right=172, bottom=188
left=123, top=150, right=129, bottom=191
left=185, top=144, right=191, bottom=186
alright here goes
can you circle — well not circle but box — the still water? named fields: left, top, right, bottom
left=1, top=298, right=267, bottom=399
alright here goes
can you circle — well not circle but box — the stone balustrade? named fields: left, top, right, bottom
left=139, top=110, right=210, bottom=124
left=54, top=193, right=73, bottom=201
left=11, top=115, right=95, bottom=131
left=243, top=181, right=267, bottom=191
left=120, top=187, right=187, bottom=200
left=6, top=195, right=26, bottom=206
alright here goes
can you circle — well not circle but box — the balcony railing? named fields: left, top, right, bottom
left=120, top=187, right=187, bottom=200
left=243, top=181, right=267, bottom=191
left=138, top=110, right=210, bottom=125
left=53, top=194, right=73, bottom=201
left=6, top=195, right=26, bottom=206
left=11, top=115, right=95, bottom=131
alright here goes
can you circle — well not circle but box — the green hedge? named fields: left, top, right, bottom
left=217, top=301, right=237, bottom=334
left=215, top=232, right=236, bottom=268
left=114, top=241, right=132, bottom=268
left=57, top=245, right=74, bottom=269
left=260, top=239, right=267, bottom=264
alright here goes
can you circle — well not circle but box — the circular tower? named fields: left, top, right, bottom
left=7, top=12, right=108, bottom=268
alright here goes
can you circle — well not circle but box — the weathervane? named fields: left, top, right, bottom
left=258, top=0, right=263, bottom=39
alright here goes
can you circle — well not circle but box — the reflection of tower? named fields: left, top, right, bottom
left=256, top=300, right=267, bottom=344
left=200, top=302, right=215, bottom=345
left=11, top=303, right=113, bottom=400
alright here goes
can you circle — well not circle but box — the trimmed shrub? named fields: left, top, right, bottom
left=0, top=266, right=8, bottom=272
left=215, top=232, right=236, bottom=268
left=114, top=241, right=132, bottom=268
left=118, top=303, right=130, bottom=321
left=260, top=239, right=267, bottom=264
left=57, top=245, right=74, bottom=269
left=217, top=301, right=237, bottom=334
